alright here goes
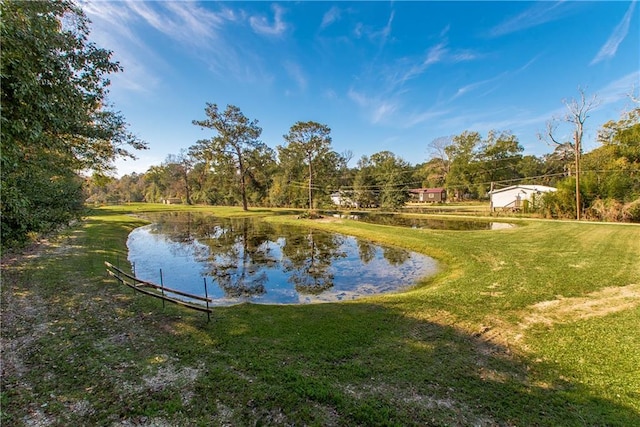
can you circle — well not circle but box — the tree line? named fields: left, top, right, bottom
left=86, top=97, right=640, bottom=222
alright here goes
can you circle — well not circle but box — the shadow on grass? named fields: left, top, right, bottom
left=170, top=302, right=637, bottom=426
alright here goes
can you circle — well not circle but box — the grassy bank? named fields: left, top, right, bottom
left=2, top=204, right=639, bottom=426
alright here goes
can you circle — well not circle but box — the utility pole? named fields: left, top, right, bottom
left=574, top=130, right=581, bottom=221
left=539, top=88, right=598, bottom=221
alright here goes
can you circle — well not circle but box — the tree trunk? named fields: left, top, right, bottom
left=238, top=150, right=248, bottom=211
left=308, top=155, right=313, bottom=211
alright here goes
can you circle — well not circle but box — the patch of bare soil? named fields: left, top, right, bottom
left=480, top=284, right=640, bottom=347
left=1, top=231, right=204, bottom=425
left=519, top=283, right=640, bottom=329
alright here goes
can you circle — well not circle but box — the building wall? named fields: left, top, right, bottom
left=491, top=187, right=555, bottom=209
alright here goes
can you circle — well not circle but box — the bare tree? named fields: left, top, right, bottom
left=428, top=136, right=452, bottom=176
left=538, top=88, right=599, bottom=220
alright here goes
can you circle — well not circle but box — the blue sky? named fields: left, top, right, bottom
left=80, top=1, right=639, bottom=176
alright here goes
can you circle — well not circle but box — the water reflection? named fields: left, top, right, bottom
left=126, top=213, right=437, bottom=305
left=327, top=212, right=514, bottom=230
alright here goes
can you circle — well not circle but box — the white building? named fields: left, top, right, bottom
left=330, top=191, right=357, bottom=208
left=489, top=185, right=556, bottom=212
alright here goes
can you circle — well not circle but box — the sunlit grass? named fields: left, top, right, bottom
left=2, top=203, right=639, bottom=425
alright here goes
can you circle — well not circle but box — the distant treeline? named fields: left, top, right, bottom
left=87, top=104, right=640, bottom=222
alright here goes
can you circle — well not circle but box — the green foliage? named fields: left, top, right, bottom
left=474, top=130, right=523, bottom=195
left=351, top=152, right=411, bottom=209
left=443, top=130, right=524, bottom=200
left=539, top=103, right=640, bottom=221
left=192, top=104, right=271, bottom=211
left=1, top=0, right=145, bottom=248
left=281, top=121, right=334, bottom=209
left=539, top=178, right=578, bottom=219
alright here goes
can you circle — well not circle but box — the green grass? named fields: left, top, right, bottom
left=2, top=203, right=639, bottom=426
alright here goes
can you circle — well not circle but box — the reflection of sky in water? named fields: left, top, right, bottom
left=127, top=218, right=437, bottom=306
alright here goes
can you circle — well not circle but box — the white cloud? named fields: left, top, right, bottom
left=81, top=1, right=161, bottom=93
left=351, top=9, right=395, bottom=47
left=348, top=89, right=398, bottom=124
left=323, top=89, right=338, bottom=100
left=372, top=102, right=397, bottom=124
left=395, top=42, right=480, bottom=87
left=82, top=1, right=257, bottom=87
left=594, top=71, right=640, bottom=106
left=284, top=61, right=307, bottom=91
left=591, top=1, right=636, bottom=65
left=379, top=10, right=395, bottom=44
left=489, top=1, right=573, bottom=37
left=403, top=109, right=450, bottom=128
left=321, top=6, right=341, bottom=29
left=250, top=4, right=287, bottom=36
left=125, top=1, right=232, bottom=46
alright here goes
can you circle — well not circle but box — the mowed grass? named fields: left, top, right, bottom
left=2, top=203, right=639, bottom=426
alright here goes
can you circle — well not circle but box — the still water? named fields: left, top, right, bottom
left=326, top=212, right=515, bottom=230
left=126, top=213, right=438, bottom=306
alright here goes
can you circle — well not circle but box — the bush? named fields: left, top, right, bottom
left=585, top=198, right=625, bottom=222
left=623, top=198, right=640, bottom=223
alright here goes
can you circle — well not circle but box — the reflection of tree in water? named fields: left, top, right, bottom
left=148, top=212, right=211, bottom=260
left=201, top=218, right=277, bottom=298
left=352, top=213, right=492, bottom=230
left=357, top=239, right=376, bottom=264
left=281, top=229, right=346, bottom=295
left=382, top=246, right=410, bottom=266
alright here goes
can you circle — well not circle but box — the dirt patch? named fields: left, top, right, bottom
left=479, top=284, right=640, bottom=347
left=520, top=283, right=640, bottom=329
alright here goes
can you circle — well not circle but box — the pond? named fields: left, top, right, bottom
left=325, top=212, right=515, bottom=230
left=126, top=213, right=438, bottom=306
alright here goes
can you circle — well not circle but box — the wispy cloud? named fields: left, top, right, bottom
left=452, top=74, right=504, bottom=101
left=378, top=9, right=395, bottom=47
left=403, top=109, right=450, bottom=128
left=451, top=54, right=541, bottom=101
left=591, top=1, right=636, bottom=65
left=82, top=1, right=265, bottom=88
left=352, top=9, right=395, bottom=47
left=594, top=71, right=640, bottom=106
left=250, top=4, right=287, bottom=36
left=396, top=42, right=480, bottom=87
left=489, top=1, right=573, bottom=37
left=321, top=6, right=341, bottom=29
left=126, top=1, right=232, bottom=46
left=283, top=61, right=307, bottom=92
left=348, top=89, right=398, bottom=124
left=81, top=1, right=162, bottom=93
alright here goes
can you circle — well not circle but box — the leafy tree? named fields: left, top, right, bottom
left=598, top=106, right=640, bottom=164
left=192, top=104, right=265, bottom=211
left=445, top=131, right=481, bottom=200
left=516, top=155, right=546, bottom=185
left=163, top=150, right=196, bottom=204
left=282, top=121, right=333, bottom=210
left=1, top=0, right=146, bottom=246
left=369, top=151, right=411, bottom=209
left=353, top=156, right=378, bottom=208
left=144, top=165, right=171, bottom=203
left=475, top=130, right=523, bottom=194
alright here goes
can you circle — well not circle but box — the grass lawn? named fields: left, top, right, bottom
left=2, top=203, right=639, bottom=426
